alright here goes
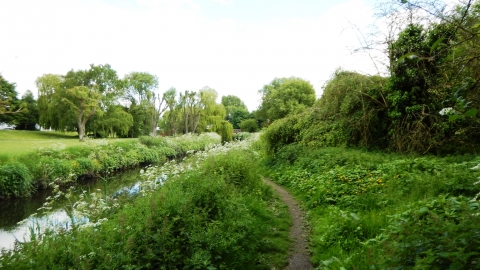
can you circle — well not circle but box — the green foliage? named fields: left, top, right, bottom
left=226, top=106, right=250, bottom=129
left=217, top=120, right=233, bottom=143
left=221, top=95, right=247, bottom=109
left=0, top=133, right=221, bottom=198
left=314, top=70, right=389, bottom=148
left=260, top=70, right=390, bottom=155
left=95, top=105, right=133, bottom=138
left=379, top=195, right=480, bottom=269
left=13, top=90, right=39, bottom=130
left=202, top=148, right=261, bottom=192
left=0, top=74, right=24, bottom=123
left=222, top=94, right=250, bottom=129
left=0, top=142, right=290, bottom=269
left=138, top=135, right=169, bottom=148
left=239, top=118, right=259, bottom=132
left=233, top=132, right=252, bottom=141
left=257, top=77, right=316, bottom=122
left=37, top=64, right=121, bottom=141
left=260, top=114, right=301, bottom=156
left=262, top=143, right=480, bottom=269
left=0, top=162, right=33, bottom=198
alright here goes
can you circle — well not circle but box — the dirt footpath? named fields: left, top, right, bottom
left=264, top=178, right=313, bottom=270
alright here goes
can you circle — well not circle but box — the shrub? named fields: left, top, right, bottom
left=138, top=136, right=168, bottom=147
left=239, top=119, right=259, bottom=132
left=233, top=132, right=251, bottom=141
left=0, top=162, right=33, bottom=198
left=260, top=113, right=302, bottom=156
left=217, top=121, right=233, bottom=143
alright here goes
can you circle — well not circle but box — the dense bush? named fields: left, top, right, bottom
left=0, top=162, right=33, bottom=198
left=260, top=113, right=302, bottom=156
left=239, top=119, right=259, bottom=132
left=217, top=120, right=233, bottom=143
left=138, top=135, right=169, bottom=147
left=261, top=66, right=480, bottom=155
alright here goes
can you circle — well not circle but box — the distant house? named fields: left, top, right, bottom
left=0, top=123, right=15, bottom=130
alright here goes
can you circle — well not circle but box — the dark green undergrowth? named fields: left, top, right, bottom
left=0, top=146, right=291, bottom=269
left=0, top=133, right=221, bottom=199
left=262, top=143, right=480, bottom=269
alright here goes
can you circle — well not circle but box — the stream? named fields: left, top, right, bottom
left=0, top=169, right=145, bottom=250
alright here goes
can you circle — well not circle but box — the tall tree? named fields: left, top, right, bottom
left=0, top=75, right=23, bottom=120
left=257, top=77, right=316, bottom=123
left=221, top=95, right=247, bottom=109
left=122, top=72, right=170, bottom=136
left=36, top=74, right=69, bottom=130
left=62, top=86, right=102, bottom=141
left=96, top=105, right=133, bottom=138
left=15, top=91, right=39, bottom=130
left=37, top=64, right=120, bottom=141
left=162, top=87, right=178, bottom=135
left=221, top=95, right=249, bottom=129
left=198, top=87, right=226, bottom=132
left=180, top=90, right=199, bottom=134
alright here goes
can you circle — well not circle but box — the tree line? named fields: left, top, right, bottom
left=1, top=61, right=318, bottom=141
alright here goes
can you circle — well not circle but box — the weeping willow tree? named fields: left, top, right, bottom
left=36, top=74, right=75, bottom=131
left=95, top=105, right=133, bottom=138
left=198, top=87, right=226, bottom=133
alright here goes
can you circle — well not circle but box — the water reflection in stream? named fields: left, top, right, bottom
left=0, top=169, right=144, bottom=250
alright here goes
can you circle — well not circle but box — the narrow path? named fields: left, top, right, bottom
left=263, top=178, right=313, bottom=270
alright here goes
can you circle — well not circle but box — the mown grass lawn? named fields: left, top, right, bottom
left=0, top=130, right=136, bottom=156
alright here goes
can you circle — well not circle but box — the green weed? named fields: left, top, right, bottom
left=263, top=144, right=480, bottom=269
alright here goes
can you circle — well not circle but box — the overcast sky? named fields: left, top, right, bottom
left=0, top=0, right=383, bottom=111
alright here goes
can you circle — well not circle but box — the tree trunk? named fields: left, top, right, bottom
left=78, top=121, right=85, bottom=142
left=184, top=110, right=189, bottom=134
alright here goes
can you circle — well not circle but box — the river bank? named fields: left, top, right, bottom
left=0, top=135, right=292, bottom=269
left=0, top=133, right=221, bottom=199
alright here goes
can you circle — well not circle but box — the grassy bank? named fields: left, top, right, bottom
left=0, top=130, right=92, bottom=156
left=0, top=138, right=291, bottom=269
left=0, top=133, right=221, bottom=199
left=263, top=144, right=480, bottom=269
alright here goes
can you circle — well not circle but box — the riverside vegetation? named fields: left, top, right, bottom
left=0, top=136, right=291, bottom=269
left=0, top=133, right=221, bottom=199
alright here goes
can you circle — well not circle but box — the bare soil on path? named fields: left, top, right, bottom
left=263, top=178, right=313, bottom=270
